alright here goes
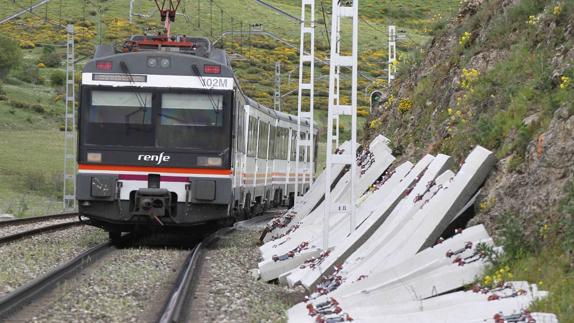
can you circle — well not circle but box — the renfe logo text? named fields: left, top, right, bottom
left=138, top=152, right=171, bottom=165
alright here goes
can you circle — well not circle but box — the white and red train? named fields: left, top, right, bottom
left=76, top=36, right=317, bottom=239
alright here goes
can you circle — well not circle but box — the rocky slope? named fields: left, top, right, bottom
left=367, top=0, right=574, bottom=244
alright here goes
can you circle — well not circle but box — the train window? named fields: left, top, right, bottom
left=258, top=122, right=269, bottom=158
left=237, top=105, right=245, bottom=153
left=247, top=116, right=257, bottom=157
left=89, top=91, right=152, bottom=124
left=269, top=126, right=277, bottom=159
left=160, top=93, right=223, bottom=127
left=277, top=128, right=284, bottom=160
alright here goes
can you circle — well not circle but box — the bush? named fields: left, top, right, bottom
left=50, top=70, right=66, bottom=86
left=13, top=63, right=42, bottom=84
left=39, top=51, right=62, bottom=68
left=0, top=35, right=21, bottom=80
left=500, top=214, right=533, bottom=262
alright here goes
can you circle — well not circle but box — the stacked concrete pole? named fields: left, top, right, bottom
left=255, top=140, right=558, bottom=322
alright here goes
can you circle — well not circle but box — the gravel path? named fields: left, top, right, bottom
left=16, top=247, right=189, bottom=323
left=0, top=226, right=107, bottom=297
left=191, top=228, right=305, bottom=323
left=0, top=217, right=77, bottom=240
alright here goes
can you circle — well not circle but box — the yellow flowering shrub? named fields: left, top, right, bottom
left=398, top=99, right=413, bottom=113
left=369, top=118, right=382, bottom=129
left=357, top=108, right=370, bottom=118
left=18, top=40, right=35, bottom=49
left=560, top=76, right=571, bottom=89
left=461, top=68, right=480, bottom=89
left=553, top=4, right=562, bottom=16
left=527, top=15, right=539, bottom=25
left=482, top=266, right=513, bottom=288
left=459, top=32, right=471, bottom=47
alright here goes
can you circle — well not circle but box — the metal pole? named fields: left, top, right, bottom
left=274, top=62, right=281, bottom=111
left=323, top=0, right=359, bottom=249
left=210, top=0, right=213, bottom=37
left=197, top=0, right=201, bottom=29
left=129, top=0, right=134, bottom=24
left=388, top=25, right=396, bottom=84
left=63, top=24, right=76, bottom=211
left=295, top=0, right=316, bottom=203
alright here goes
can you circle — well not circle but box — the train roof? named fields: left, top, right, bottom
left=245, top=97, right=317, bottom=130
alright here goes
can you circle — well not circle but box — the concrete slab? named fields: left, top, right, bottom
left=263, top=136, right=392, bottom=242
left=336, top=155, right=454, bottom=277
left=258, top=160, right=410, bottom=281
left=346, top=146, right=495, bottom=277
left=258, top=249, right=322, bottom=282
left=289, top=281, right=548, bottom=323
left=341, top=170, right=456, bottom=281
left=332, top=225, right=491, bottom=299
left=287, top=155, right=437, bottom=289
left=259, top=148, right=395, bottom=261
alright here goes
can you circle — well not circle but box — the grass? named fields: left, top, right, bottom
left=0, top=75, right=65, bottom=216
left=0, top=130, right=65, bottom=217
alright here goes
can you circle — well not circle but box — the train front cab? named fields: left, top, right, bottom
left=76, top=52, right=237, bottom=233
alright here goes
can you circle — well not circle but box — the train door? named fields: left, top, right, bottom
left=245, top=110, right=258, bottom=210
left=264, top=122, right=275, bottom=207
left=256, top=120, right=269, bottom=202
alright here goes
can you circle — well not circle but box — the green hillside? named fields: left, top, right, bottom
left=0, top=0, right=458, bottom=216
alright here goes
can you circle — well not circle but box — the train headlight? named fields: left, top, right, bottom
left=197, top=157, right=222, bottom=167
left=147, top=57, right=158, bottom=68
left=160, top=58, right=171, bottom=68
left=87, top=153, right=102, bottom=163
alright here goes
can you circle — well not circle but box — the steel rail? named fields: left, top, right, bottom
left=158, top=228, right=233, bottom=323
left=0, top=213, right=79, bottom=228
left=0, top=221, right=82, bottom=245
left=0, top=241, right=113, bottom=319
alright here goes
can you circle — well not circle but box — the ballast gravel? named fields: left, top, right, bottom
left=191, top=228, right=305, bottom=323
left=25, top=247, right=188, bottom=323
left=0, top=225, right=107, bottom=297
left=0, top=217, right=78, bottom=239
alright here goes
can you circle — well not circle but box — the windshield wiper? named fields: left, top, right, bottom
left=120, top=61, right=149, bottom=125
left=191, top=64, right=222, bottom=125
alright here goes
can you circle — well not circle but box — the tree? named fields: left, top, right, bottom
left=0, top=35, right=21, bottom=80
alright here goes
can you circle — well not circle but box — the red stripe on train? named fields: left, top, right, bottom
left=79, top=164, right=232, bottom=175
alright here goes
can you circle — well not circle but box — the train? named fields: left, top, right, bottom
left=76, top=35, right=318, bottom=241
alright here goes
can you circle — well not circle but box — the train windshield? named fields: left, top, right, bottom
left=160, top=93, right=223, bottom=127
left=157, top=92, right=228, bottom=150
left=83, top=88, right=231, bottom=152
left=89, top=91, right=152, bottom=124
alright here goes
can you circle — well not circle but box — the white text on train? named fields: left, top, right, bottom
left=138, top=152, right=171, bottom=165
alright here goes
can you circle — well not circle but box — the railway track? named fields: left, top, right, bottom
left=0, top=213, right=82, bottom=244
left=159, top=228, right=232, bottom=323
left=0, top=213, right=78, bottom=227
left=0, top=241, right=113, bottom=320
left=0, top=229, right=226, bottom=322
